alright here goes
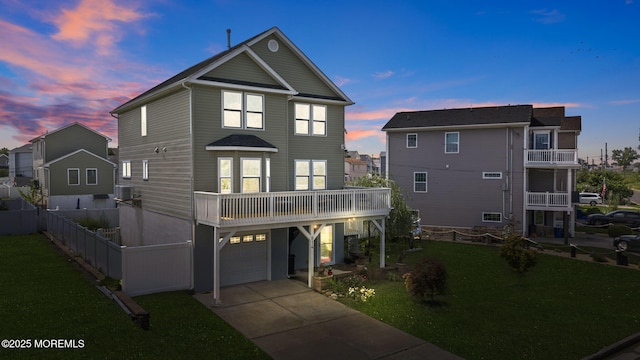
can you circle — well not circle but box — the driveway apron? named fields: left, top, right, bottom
left=194, top=279, right=463, bottom=360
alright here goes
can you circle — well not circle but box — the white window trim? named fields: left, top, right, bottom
left=294, top=159, right=327, bottom=190
left=482, top=212, right=502, bottom=223
left=142, top=160, right=149, bottom=181
left=141, top=105, right=147, bottom=137
left=222, top=90, right=264, bottom=130
left=240, top=157, right=262, bottom=193
left=482, top=172, right=502, bottom=179
left=122, top=160, right=131, bottom=179
left=86, top=168, right=98, bottom=185
left=218, top=157, right=233, bottom=194
left=533, top=130, right=551, bottom=150
left=414, top=172, right=428, bottom=192
left=407, top=133, right=417, bottom=148
left=68, top=168, right=80, bottom=186
left=294, top=103, right=327, bottom=136
left=265, top=158, right=271, bottom=192
left=445, top=132, right=459, bottom=154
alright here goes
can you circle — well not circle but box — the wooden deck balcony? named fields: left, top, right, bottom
left=525, top=191, right=571, bottom=210
left=525, top=149, right=578, bottom=167
left=194, top=188, right=391, bottom=228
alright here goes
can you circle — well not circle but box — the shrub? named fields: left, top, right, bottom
left=499, top=235, right=537, bottom=275
left=403, top=257, right=447, bottom=303
left=607, top=224, right=634, bottom=238
left=583, top=206, right=603, bottom=216
left=77, top=215, right=111, bottom=231
left=342, top=274, right=366, bottom=289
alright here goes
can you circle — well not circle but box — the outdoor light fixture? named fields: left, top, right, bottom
left=153, top=146, right=159, bottom=153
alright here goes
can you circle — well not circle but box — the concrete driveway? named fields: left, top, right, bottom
left=194, top=279, right=463, bottom=360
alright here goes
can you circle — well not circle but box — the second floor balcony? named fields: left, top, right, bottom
left=526, top=191, right=571, bottom=210
left=525, top=149, right=578, bottom=167
left=195, top=188, right=391, bottom=229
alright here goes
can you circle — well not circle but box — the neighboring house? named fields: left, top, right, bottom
left=345, top=157, right=368, bottom=182
left=382, top=105, right=581, bottom=237
left=30, top=123, right=116, bottom=209
left=110, top=27, right=390, bottom=303
left=9, top=143, right=33, bottom=187
left=0, top=153, right=8, bottom=169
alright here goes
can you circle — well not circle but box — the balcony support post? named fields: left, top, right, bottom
left=370, top=216, right=386, bottom=268
left=297, top=224, right=325, bottom=288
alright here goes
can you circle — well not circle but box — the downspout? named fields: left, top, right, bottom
left=182, top=81, right=195, bottom=291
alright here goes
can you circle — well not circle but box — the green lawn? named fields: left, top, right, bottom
left=0, top=234, right=270, bottom=359
left=342, top=240, right=640, bottom=360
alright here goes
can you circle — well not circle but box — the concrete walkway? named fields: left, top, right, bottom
left=194, top=279, right=463, bottom=360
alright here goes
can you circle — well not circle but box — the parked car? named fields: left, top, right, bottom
left=586, top=210, right=640, bottom=227
left=579, top=192, right=603, bottom=206
left=613, top=234, right=640, bottom=252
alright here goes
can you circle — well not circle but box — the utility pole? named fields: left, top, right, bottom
left=605, top=142, right=608, bottom=168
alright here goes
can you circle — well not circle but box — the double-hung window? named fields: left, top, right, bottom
left=241, top=158, right=261, bottom=193
left=445, top=132, right=459, bottom=153
left=86, top=168, right=98, bottom=185
left=414, top=172, right=427, bottom=192
left=68, top=168, right=80, bottom=186
left=295, top=103, right=326, bottom=136
left=295, top=160, right=327, bottom=190
left=407, top=133, right=417, bottom=148
left=222, top=90, right=264, bottom=129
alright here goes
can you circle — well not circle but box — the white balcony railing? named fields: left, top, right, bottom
left=525, top=149, right=578, bottom=166
left=526, top=191, right=570, bottom=208
left=194, top=188, right=391, bottom=228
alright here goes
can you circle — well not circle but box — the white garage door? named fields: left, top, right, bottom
left=220, top=234, right=267, bottom=286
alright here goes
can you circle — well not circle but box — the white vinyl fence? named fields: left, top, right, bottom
left=121, top=241, right=193, bottom=297
left=46, top=210, right=122, bottom=279
left=0, top=185, right=30, bottom=199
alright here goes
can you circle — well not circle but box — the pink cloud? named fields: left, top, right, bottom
left=50, top=0, right=148, bottom=56
left=373, top=70, right=394, bottom=79
left=345, top=128, right=386, bottom=143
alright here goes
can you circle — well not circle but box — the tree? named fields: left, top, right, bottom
left=0, top=147, right=8, bottom=155
left=611, top=147, right=639, bottom=171
left=403, top=257, right=448, bottom=304
left=577, top=169, right=633, bottom=200
left=499, top=235, right=537, bottom=275
left=346, top=174, right=413, bottom=241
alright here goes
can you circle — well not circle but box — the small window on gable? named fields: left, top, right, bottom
left=482, top=172, right=502, bottom=179
left=141, top=105, right=147, bottom=137
left=483, top=212, right=502, bottom=223
left=68, top=168, right=80, bottom=186
left=407, top=133, right=417, bottom=148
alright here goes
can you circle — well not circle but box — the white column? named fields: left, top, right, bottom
left=212, top=226, right=220, bottom=306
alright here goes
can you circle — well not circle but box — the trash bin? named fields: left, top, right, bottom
left=554, top=227, right=563, bottom=238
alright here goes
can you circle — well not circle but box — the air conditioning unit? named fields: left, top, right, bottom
left=115, top=185, right=134, bottom=201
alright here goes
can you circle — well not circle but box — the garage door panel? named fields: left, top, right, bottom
left=220, top=241, right=267, bottom=286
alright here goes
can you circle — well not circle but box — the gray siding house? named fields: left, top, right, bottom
left=110, top=27, right=390, bottom=303
left=9, top=143, right=33, bottom=186
left=382, top=105, right=581, bottom=237
left=29, top=123, right=116, bottom=209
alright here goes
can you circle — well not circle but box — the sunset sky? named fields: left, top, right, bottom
left=1, top=0, right=639, bottom=163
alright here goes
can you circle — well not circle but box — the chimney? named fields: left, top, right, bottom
left=226, top=29, right=231, bottom=49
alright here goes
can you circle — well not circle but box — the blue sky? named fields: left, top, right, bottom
left=1, top=0, right=639, bottom=164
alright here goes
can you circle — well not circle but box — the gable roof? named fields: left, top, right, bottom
left=382, top=105, right=533, bottom=131
left=205, top=134, right=278, bottom=153
left=44, top=149, right=117, bottom=168
left=111, top=27, right=353, bottom=114
left=29, top=122, right=111, bottom=143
